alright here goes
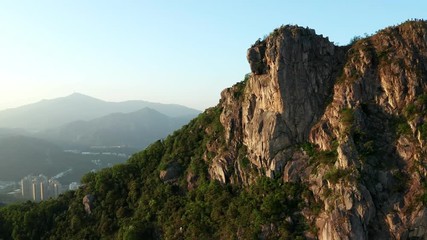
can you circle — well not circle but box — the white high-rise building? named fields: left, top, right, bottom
left=40, top=181, right=46, bottom=201
left=20, top=174, right=61, bottom=201
left=69, top=182, right=80, bottom=190
left=20, top=176, right=32, bottom=198
left=49, top=179, right=62, bottom=198
left=32, top=180, right=40, bottom=202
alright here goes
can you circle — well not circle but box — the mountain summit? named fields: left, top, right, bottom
left=0, top=20, right=426, bottom=239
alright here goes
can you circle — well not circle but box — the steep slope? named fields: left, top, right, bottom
left=39, top=108, right=191, bottom=149
left=0, top=93, right=200, bottom=131
left=0, top=20, right=426, bottom=240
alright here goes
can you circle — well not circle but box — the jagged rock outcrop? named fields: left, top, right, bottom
left=307, top=21, right=427, bottom=239
left=209, top=20, right=427, bottom=239
left=215, top=25, right=347, bottom=182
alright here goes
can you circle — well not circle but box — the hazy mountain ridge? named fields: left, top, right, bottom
left=38, top=107, right=190, bottom=149
left=0, top=20, right=426, bottom=239
left=0, top=128, right=30, bottom=138
left=0, top=93, right=200, bottom=131
left=0, top=94, right=199, bottom=186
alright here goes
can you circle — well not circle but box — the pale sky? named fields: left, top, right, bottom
left=0, top=1, right=426, bottom=111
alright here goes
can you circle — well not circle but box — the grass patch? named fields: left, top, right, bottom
left=240, top=157, right=250, bottom=169
left=391, top=171, right=409, bottom=193
left=404, top=103, right=417, bottom=119
left=324, top=167, right=352, bottom=184
left=301, top=142, right=338, bottom=166
left=420, top=123, right=427, bottom=140
left=340, top=108, right=354, bottom=126
left=339, top=108, right=355, bottom=133
left=392, top=116, right=411, bottom=136
left=301, top=142, right=316, bottom=157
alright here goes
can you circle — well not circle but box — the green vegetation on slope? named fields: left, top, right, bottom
left=0, top=103, right=308, bottom=239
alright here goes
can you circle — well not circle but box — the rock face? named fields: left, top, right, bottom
left=159, top=162, right=182, bottom=183
left=83, top=194, right=94, bottom=214
left=243, top=27, right=344, bottom=177
left=209, top=21, right=427, bottom=239
left=215, top=26, right=346, bottom=182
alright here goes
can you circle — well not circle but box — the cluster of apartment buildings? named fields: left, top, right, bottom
left=20, top=175, right=63, bottom=202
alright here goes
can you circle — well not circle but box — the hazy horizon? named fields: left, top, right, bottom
left=0, top=92, right=203, bottom=112
left=1, top=1, right=426, bottom=111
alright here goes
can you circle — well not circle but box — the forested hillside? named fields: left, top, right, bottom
left=0, top=105, right=310, bottom=239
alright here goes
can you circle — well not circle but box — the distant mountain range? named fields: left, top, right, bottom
left=0, top=93, right=200, bottom=183
left=0, top=93, right=200, bottom=131
left=38, top=107, right=189, bottom=149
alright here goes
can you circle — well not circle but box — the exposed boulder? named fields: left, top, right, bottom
left=247, top=39, right=267, bottom=75
left=159, top=162, right=182, bottom=183
left=82, top=194, right=94, bottom=214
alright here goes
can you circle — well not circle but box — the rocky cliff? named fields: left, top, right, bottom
left=210, top=20, right=427, bottom=239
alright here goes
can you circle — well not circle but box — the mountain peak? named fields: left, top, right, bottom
left=69, top=92, right=88, bottom=97
left=0, top=93, right=200, bottom=130
left=65, top=92, right=101, bottom=101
